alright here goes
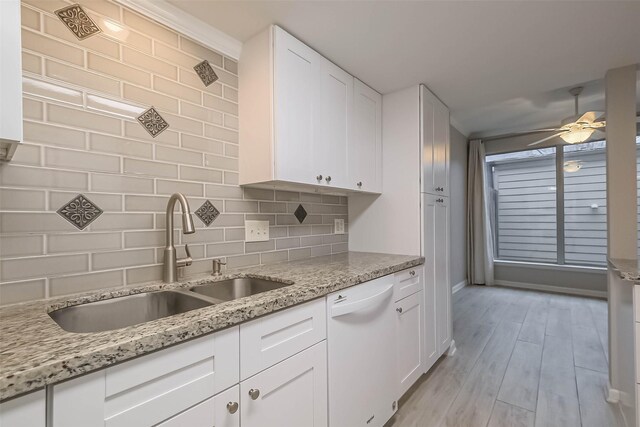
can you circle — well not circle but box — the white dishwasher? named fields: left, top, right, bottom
left=327, top=275, right=397, bottom=427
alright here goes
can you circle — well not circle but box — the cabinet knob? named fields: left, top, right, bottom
left=357, top=181, right=362, bottom=188
left=248, top=388, right=260, bottom=400
left=227, top=401, right=239, bottom=414
left=316, top=175, right=323, bottom=181
left=396, top=307, right=403, bottom=313
left=409, top=270, right=415, bottom=276
left=437, top=198, right=444, bottom=203
left=325, top=176, right=332, bottom=183
left=392, top=401, right=397, bottom=410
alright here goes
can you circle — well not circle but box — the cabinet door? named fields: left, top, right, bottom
left=421, top=86, right=450, bottom=196
left=241, top=341, right=327, bottom=427
left=0, top=0, right=23, bottom=160
left=0, top=390, right=45, bottom=427
left=273, top=26, right=321, bottom=185
left=157, top=385, right=239, bottom=427
left=396, top=291, right=425, bottom=397
left=318, top=59, right=352, bottom=189
left=349, top=79, right=382, bottom=192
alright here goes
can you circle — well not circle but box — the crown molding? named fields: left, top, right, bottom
left=115, top=0, right=242, bottom=60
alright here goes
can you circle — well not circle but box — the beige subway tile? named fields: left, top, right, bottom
left=92, top=248, right=154, bottom=270
left=126, top=264, right=162, bottom=285
left=288, top=225, right=312, bottom=237
left=181, top=134, right=223, bottom=154
left=203, top=94, right=237, bottom=115
left=90, top=213, right=154, bottom=231
left=182, top=228, right=224, bottom=244
left=1, top=253, right=88, bottom=281
left=276, top=214, right=300, bottom=226
left=0, top=165, right=87, bottom=191
left=204, top=124, right=238, bottom=143
left=300, top=235, right=323, bottom=247
left=50, top=270, right=123, bottom=297
left=224, top=143, right=238, bottom=158
left=204, top=213, right=244, bottom=227
left=226, top=254, right=260, bottom=269
left=153, top=76, right=201, bottom=104
left=23, top=121, right=85, bottom=149
left=244, top=188, right=275, bottom=201
left=0, top=280, right=46, bottom=306
left=49, top=191, right=122, bottom=212
left=108, top=28, right=152, bottom=55
left=80, top=0, right=121, bottom=20
left=45, top=59, right=120, bottom=96
left=91, top=173, right=154, bottom=194
left=275, top=191, right=300, bottom=202
left=123, top=9, right=178, bottom=47
left=87, top=94, right=145, bottom=118
left=89, top=133, right=153, bottom=158
left=322, top=234, right=348, bottom=244
left=0, top=212, right=77, bottom=233
left=211, top=66, right=238, bottom=88
left=23, top=98, right=43, bottom=120
left=122, top=46, right=177, bottom=80
left=124, top=230, right=170, bottom=248
left=156, top=179, right=203, bottom=197
left=205, top=184, right=243, bottom=199
left=45, top=147, right=120, bottom=173
left=154, top=42, right=199, bottom=69
left=332, top=242, right=348, bottom=253
left=0, top=235, right=44, bottom=257
left=22, top=51, right=41, bottom=74
left=206, top=241, right=244, bottom=257
left=179, top=36, right=223, bottom=67
left=246, top=214, right=275, bottom=225
left=224, top=227, right=245, bottom=242
left=224, top=114, right=238, bottom=130
left=0, top=188, right=46, bottom=210
left=204, top=154, right=238, bottom=171
left=224, top=171, right=238, bottom=185
left=178, top=69, right=223, bottom=96
left=312, top=225, right=333, bottom=235
left=21, top=0, right=68, bottom=13
left=9, top=143, right=41, bottom=166
left=156, top=146, right=203, bottom=166
left=322, top=195, right=341, bottom=204
left=300, top=193, right=322, bottom=203
left=88, top=52, right=151, bottom=87
left=224, top=57, right=238, bottom=75
left=48, top=232, right=121, bottom=253
left=289, top=247, right=311, bottom=260
left=223, top=86, right=238, bottom=103
left=47, top=104, right=121, bottom=135
left=22, top=28, right=84, bottom=66
left=260, top=250, right=288, bottom=265
left=153, top=213, right=185, bottom=230
left=179, top=165, right=223, bottom=184
left=124, top=195, right=171, bottom=212
left=311, top=245, right=332, bottom=257
left=180, top=101, right=223, bottom=125
left=23, top=77, right=83, bottom=106
left=21, top=5, right=40, bottom=30
left=124, top=120, right=179, bottom=146
left=245, top=240, right=275, bottom=253
left=43, top=15, right=119, bottom=59
left=123, top=158, right=178, bottom=178
left=276, top=237, right=300, bottom=250
left=269, top=226, right=288, bottom=238
left=160, top=112, right=203, bottom=135
left=225, top=200, right=258, bottom=213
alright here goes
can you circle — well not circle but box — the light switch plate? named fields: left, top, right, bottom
left=334, top=219, right=345, bottom=235
left=245, top=220, right=270, bottom=242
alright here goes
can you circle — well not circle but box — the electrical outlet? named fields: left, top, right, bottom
left=334, top=219, right=345, bottom=235
left=245, top=220, right=270, bottom=242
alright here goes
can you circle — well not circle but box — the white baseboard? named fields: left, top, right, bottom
left=452, top=280, right=467, bottom=294
left=494, top=280, right=607, bottom=299
left=607, top=382, right=621, bottom=403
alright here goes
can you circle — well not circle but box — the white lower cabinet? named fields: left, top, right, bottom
left=395, top=290, right=425, bottom=397
left=241, top=341, right=327, bottom=427
left=157, top=385, right=239, bottom=427
left=0, top=389, right=45, bottom=427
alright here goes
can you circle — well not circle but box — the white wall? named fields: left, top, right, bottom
left=449, top=126, right=467, bottom=288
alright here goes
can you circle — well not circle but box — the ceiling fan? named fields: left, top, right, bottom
left=528, top=86, right=606, bottom=146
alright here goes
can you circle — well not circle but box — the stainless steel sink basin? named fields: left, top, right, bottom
left=49, top=290, right=213, bottom=333
left=189, top=277, right=291, bottom=302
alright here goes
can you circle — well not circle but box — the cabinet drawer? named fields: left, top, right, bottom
left=240, top=298, right=326, bottom=380
left=634, top=286, right=640, bottom=321
left=395, top=267, right=423, bottom=301
left=0, top=390, right=45, bottom=427
left=157, top=385, right=239, bottom=427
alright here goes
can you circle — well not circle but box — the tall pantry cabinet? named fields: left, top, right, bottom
left=349, top=84, right=454, bottom=392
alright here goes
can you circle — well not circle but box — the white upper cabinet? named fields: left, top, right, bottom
left=239, top=25, right=381, bottom=194
left=0, top=0, right=23, bottom=161
left=348, top=79, right=382, bottom=193
left=421, top=85, right=450, bottom=196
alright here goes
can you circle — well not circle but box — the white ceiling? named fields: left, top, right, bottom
left=168, top=0, right=640, bottom=136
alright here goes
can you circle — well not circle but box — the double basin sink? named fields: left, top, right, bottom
left=49, top=277, right=291, bottom=333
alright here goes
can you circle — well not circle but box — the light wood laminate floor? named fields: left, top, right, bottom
left=386, top=285, right=624, bottom=427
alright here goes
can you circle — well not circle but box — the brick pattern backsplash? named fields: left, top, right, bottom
left=0, top=0, right=349, bottom=305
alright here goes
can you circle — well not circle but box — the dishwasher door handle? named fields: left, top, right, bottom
left=330, top=284, right=394, bottom=317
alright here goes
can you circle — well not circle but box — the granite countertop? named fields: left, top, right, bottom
left=0, top=252, right=423, bottom=401
left=609, top=258, right=640, bottom=284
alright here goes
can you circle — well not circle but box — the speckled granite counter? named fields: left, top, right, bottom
left=609, top=258, right=640, bottom=284
left=0, top=252, right=422, bottom=401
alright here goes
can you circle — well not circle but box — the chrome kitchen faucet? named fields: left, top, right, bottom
left=163, top=193, right=195, bottom=283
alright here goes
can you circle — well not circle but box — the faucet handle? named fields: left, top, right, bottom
left=177, top=244, right=193, bottom=268
left=184, top=244, right=191, bottom=259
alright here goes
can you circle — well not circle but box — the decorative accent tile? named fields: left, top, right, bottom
left=136, top=107, right=169, bottom=138
left=193, top=60, right=219, bottom=87
left=57, top=194, right=103, bottom=230
left=195, top=200, right=220, bottom=226
left=294, top=204, right=307, bottom=224
left=54, top=4, right=102, bottom=41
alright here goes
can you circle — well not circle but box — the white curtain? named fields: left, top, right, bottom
left=466, top=139, right=495, bottom=286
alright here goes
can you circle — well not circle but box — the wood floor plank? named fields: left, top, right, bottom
left=538, top=335, right=577, bottom=398
left=488, top=401, right=534, bottom=427
left=443, top=321, right=522, bottom=427
left=535, top=390, right=581, bottom=427
left=545, top=307, right=572, bottom=339
left=572, top=325, right=608, bottom=373
left=497, top=340, right=543, bottom=411
left=575, top=367, right=625, bottom=427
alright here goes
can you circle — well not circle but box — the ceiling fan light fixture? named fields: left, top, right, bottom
left=560, top=128, right=594, bottom=144
left=563, top=160, right=583, bottom=173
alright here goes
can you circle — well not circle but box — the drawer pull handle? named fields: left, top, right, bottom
left=409, top=270, right=415, bottom=276
left=249, top=388, right=260, bottom=400
left=227, top=402, right=239, bottom=414
left=396, top=307, right=403, bottom=313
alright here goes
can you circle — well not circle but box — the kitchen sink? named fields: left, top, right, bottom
left=189, top=277, right=292, bottom=302
left=48, top=290, right=214, bottom=333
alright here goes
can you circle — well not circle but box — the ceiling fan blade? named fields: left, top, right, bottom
left=585, top=121, right=606, bottom=129
left=527, top=132, right=566, bottom=146
left=577, top=111, right=598, bottom=123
